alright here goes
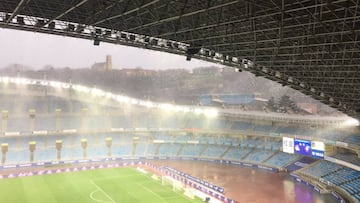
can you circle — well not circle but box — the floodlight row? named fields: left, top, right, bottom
left=0, top=76, right=218, bottom=117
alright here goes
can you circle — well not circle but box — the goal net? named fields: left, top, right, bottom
left=161, top=176, right=184, bottom=192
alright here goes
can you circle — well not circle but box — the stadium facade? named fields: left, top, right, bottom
left=0, top=77, right=359, bottom=203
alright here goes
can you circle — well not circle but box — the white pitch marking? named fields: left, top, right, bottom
left=89, top=190, right=112, bottom=203
left=89, top=180, right=116, bottom=203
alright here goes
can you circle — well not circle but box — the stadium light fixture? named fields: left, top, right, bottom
left=343, top=118, right=359, bottom=127
left=91, top=88, right=105, bottom=97
left=17, top=16, right=24, bottom=25
left=203, top=109, right=218, bottom=118
left=193, top=108, right=203, bottom=115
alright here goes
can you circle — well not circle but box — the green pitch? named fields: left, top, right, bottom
left=0, top=167, right=204, bottom=203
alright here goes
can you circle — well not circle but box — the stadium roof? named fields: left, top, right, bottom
left=1, top=0, right=360, bottom=119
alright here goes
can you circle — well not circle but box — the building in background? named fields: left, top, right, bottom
left=91, top=55, right=112, bottom=71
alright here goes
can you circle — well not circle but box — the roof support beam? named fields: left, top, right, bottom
left=92, top=0, right=161, bottom=26
left=43, top=0, right=90, bottom=27
left=125, top=0, right=240, bottom=32
left=5, top=0, right=30, bottom=24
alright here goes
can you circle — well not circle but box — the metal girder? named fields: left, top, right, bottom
left=5, top=0, right=30, bottom=24
left=42, top=0, right=90, bottom=27
left=1, top=0, right=360, bottom=119
left=91, top=0, right=160, bottom=26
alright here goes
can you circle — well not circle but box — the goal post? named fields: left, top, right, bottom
left=161, top=176, right=184, bottom=192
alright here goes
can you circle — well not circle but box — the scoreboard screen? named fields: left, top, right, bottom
left=311, top=141, right=325, bottom=159
left=282, top=137, right=294, bottom=154
left=282, top=138, right=326, bottom=159
left=294, top=139, right=312, bottom=156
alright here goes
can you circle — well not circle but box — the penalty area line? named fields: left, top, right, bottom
left=89, top=180, right=116, bottom=203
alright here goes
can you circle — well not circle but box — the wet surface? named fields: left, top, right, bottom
left=150, top=160, right=338, bottom=203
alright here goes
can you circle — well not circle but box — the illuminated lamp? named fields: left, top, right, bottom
left=129, top=34, right=136, bottom=41
left=150, top=39, right=158, bottom=45
left=17, top=16, right=24, bottom=25
left=67, top=23, right=75, bottom=31
left=35, top=19, right=45, bottom=27
left=95, top=28, right=102, bottom=35
left=166, top=41, right=172, bottom=47
left=4, top=14, right=11, bottom=21
left=104, top=30, right=111, bottom=36
left=120, top=33, right=127, bottom=39
left=48, top=21, right=55, bottom=29
left=76, top=25, right=84, bottom=33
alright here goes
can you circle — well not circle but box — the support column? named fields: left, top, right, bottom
left=56, top=140, right=62, bottom=161
left=81, top=108, right=88, bottom=133
left=29, top=109, right=36, bottom=132
left=55, top=109, right=62, bottom=132
left=81, top=139, right=87, bottom=159
left=106, top=112, right=112, bottom=130
left=29, top=141, right=36, bottom=163
left=105, top=137, right=112, bottom=157
left=1, top=143, right=8, bottom=165
left=1, top=110, right=8, bottom=134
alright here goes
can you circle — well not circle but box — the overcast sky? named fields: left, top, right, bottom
left=0, top=28, right=218, bottom=70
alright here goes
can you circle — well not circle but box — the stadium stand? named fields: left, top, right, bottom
left=179, top=144, right=205, bottom=157
left=201, top=145, right=228, bottom=158
left=158, top=143, right=181, bottom=157
left=231, top=121, right=253, bottom=131
left=276, top=126, right=299, bottom=135
left=264, top=152, right=299, bottom=168
left=222, top=147, right=252, bottom=161
left=301, top=161, right=344, bottom=179
left=243, top=149, right=275, bottom=163
left=342, top=134, right=360, bottom=145
left=253, top=124, right=274, bottom=133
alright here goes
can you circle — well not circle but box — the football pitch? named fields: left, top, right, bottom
left=0, top=167, right=204, bottom=203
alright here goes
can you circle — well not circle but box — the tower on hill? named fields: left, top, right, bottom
left=91, top=55, right=112, bottom=71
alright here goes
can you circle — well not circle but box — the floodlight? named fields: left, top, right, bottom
left=116, top=95, right=130, bottom=103
left=35, top=19, right=45, bottom=27
left=67, top=24, right=75, bottom=31
left=40, top=80, right=49, bottom=86
left=17, top=16, right=24, bottom=25
left=76, top=25, right=85, bottom=33
left=91, top=88, right=105, bottom=96
left=104, top=30, right=111, bottom=36
left=50, top=81, right=62, bottom=88
left=61, top=83, right=70, bottom=88
left=129, top=34, right=136, bottom=41
left=343, top=118, right=359, bottom=126
left=120, top=33, right=127, bottom=39
left=193, top=108, right=203, bottom=115
left=150, top=39, right=158, bottom=45
left=105, top=92, right=113, bottom=98
left=159, top=103, right=175, bottom=111
left=1, top=77, right=9, bottom=84
left=48, top=22, right=55, bottom=29
left=203, top=109, right=218, bottom=118
left=95, top=29, right=102, bottom=35
left=143, top=101, right=155, bottom=108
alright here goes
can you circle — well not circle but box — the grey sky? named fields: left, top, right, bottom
left=0, top=28, right=218, bottom=70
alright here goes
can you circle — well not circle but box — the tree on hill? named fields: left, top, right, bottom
left=266, top=96, right=277, bottom=112
left=278, top=95, right=300, bottom=113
